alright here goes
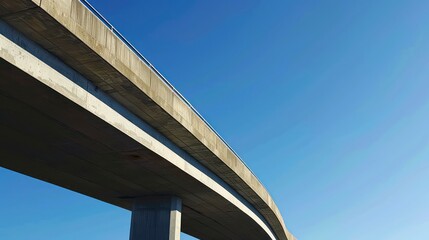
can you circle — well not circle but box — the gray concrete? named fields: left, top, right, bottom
left=0, top=0, right=296, bottom=239
left=130, top=196, right=182, bottom=240
left=0, top=19, right=276, bottom=239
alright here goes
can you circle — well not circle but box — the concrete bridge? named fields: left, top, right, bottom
left=0, top=0, right=295, bottom=239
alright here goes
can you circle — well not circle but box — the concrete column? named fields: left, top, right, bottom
left=130, top=196, right=182, bottom=240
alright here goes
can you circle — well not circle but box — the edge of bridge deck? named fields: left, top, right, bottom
left=0, top=1, right=296, bottom=239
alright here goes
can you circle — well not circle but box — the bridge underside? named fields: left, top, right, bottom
left=0, top=54, right=271, bottom=239
left=0, top=1, right=296, bottom=239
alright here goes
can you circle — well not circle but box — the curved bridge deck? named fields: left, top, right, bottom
left=0, top=1, right=295, bottom=239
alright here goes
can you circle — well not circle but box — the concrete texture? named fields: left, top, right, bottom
left=130, top=196, right=182, bottom=240
left=0, top=19, right=277, bottom=239
left=0, top=0, right=295, bottom=239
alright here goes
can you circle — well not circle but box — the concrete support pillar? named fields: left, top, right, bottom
left=130, top=196, right=182, bottom=240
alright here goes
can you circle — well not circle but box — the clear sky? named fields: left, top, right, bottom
left=1, top=0, right=429, bottom=239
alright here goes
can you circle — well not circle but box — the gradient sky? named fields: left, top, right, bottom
left=1, top=0, right=429, bottom=239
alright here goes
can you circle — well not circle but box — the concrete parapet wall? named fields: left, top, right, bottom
left=0, top=0, right=295, bottom=239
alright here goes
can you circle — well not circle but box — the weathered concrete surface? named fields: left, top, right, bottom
left=0, top=0, right=295, bottom=239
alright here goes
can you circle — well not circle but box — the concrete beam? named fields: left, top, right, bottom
left=0, top=1, right=294, bottom=239
left=130, top=196, right=182, bottom=240
left=0, top=19, right=277, bottom=240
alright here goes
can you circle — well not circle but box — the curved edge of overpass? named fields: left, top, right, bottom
left=0, top=0, right=296, bottom=239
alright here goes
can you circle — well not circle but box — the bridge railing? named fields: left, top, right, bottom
left=79, top=0, right=264, bottom=187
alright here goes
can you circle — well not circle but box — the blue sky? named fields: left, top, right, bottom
left=1, top=0, right=429, bottom=239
